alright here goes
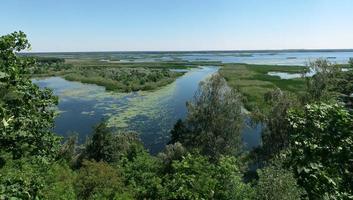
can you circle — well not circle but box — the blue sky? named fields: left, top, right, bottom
left=1, top=0, right=353, bottom=52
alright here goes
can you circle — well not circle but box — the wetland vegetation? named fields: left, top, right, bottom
left=29, top=55, right=221, bottom=92
left=1, top=32, right=353, bottom=199
left=220, top=63, right=307, bottom=110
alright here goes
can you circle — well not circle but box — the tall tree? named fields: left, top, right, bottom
left=260, top=88, right=297, bottom=160
left=84, top=122, right=145, bottom=163
left=335, top=59, right=353, bottom=109
left=170, top=74, right=243, bottom=160
left=302, top=59, right=341, bottom=103
left=0, top=31, right=60, bottom=159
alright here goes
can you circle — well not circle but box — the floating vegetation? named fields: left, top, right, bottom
left=106, top=80, right=177, bottom=128
left=81, top=111, right=95, bottom=116
left=33, top=67, right=219, bottom=149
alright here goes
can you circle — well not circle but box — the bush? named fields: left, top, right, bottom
left=0, top=156, right=76, bottom=200
left=162, top=153, right=254, bottom=200
left=286, top=103, right=353, bottom=199
left=255, top=165, right=305, bottom=200
left=83, top=122, right=145, bottom=164
left=74, top=160, right=132, bottom=200
left=122, top=152, right=163, bottom=199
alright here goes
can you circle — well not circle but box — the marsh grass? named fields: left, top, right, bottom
left=220, top=63, right=306, bottom=110
left=32, top=58, right=221, bottom=92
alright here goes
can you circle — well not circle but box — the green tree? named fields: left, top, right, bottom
left=255, top=164, right=305, bottom=200
left=0, top=156, right=46, bottom=199
left=158, top=142, right=187, bottom=173
left=214, top=156, right=255, bottom=200
left=162, top=153, right=254, bottom=200
left=40, top=162, right=77, bottom=200
left=260, top=88, right=297, bottom=160
left=335, top=69, right=353, bottom=109
left=0, top=31, right=60, bottom=159
left=286, top=103, right=353, bottom=199
left=75, top=160, right=132, bottom=200
left=84, top=122, right=114, bottom=162
left=58, top=134, right=78, bottom=163
left=302, top=59, right=341, bottom=103
left=349, top=57, right=353, bottom=67
left=84, top=122, right=144, bottom=164
left=170, top=74, right=243, bottom=160
left=0, top=155, right=76, bottom=200
left=122, top=151, right=163, bottom=199
left=162, top=153, right=217, bottom=199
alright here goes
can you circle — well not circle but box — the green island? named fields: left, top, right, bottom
left=30, top=57, right=221, bottom=92
left=1, top=32, right=353, bottom=200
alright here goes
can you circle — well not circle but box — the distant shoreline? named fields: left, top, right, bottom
left=20, top=49, right=353, bottom=54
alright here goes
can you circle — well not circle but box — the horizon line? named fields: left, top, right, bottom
left=22, top=48, right=353, bottom=54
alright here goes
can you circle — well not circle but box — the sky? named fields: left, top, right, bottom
left=1, top=0, right=353, bottom=52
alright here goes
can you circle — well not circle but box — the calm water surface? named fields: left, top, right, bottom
left=33, top=67, right=260, bottom=153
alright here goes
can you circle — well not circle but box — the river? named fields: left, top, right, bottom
left=32, top=51, right=353, bottom=153
left=33, top=67, right=252, bottom=153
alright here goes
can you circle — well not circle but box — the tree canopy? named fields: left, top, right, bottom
left=0, top=31, right=60, bottom=159
left=170, top=74, right=243, bottom=160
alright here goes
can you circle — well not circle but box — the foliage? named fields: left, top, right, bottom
left=255, top=164, right=305, bottom=200
left=158, top=142, right=187, bottom=173
left=58, top=134, right=78, bottom=162
left=3, top=31, right=353, bottom=199
left=0, top=156, right=46, bottom=199
left=0, top=31, right=60, bottom=159
left=260, top=88, right=297, bottom=160
left=214, top=156, right=255, bottom=200
left=34, top=56, right=65, bottom=65
left=286, top=102, right=353, bottom=199
left=335, top=70, right=353, bottom=109
left=74, top=160, right=132, bottom=200
left=302, top=59, right=341, bottom=103
left=162, top=153, right=218, bottom=199
left=83, top=122, right=145, bottom=164
left=122, top=151, right=163, bottom=199
left=170, top=74, right=243, bottom=160
left=219, top=63, right=306, bottom=111
left=0, top=155, right=76, bottom=200
left=83, top=122, right=116, bottom=163
left=40, top=162, right=77, bottom=200
left=62, top=67, right=182, bottom=92
left=349, top=57, right=353, bottom=67
left=162, top=153, right=254, bottom=200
